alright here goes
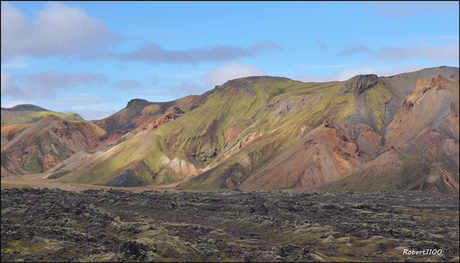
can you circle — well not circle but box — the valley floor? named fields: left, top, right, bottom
left=1, top=186, right=458, bottom=262
left=1, top=173, right=181, bottom=192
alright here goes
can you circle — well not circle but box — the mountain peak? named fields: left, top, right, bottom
left=126, top=99, right=150, bottom=108
left=339, top=74, right=378, bottom=96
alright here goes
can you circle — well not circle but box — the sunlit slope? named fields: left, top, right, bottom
left=57, top=75, right=394, bottom=190
left=179, top=67, right=459, bottom=192
left=1, top=104, right=83, bottom=125
left=177, top=78, right=378, bottom=190
left=55, top=66, right=459, bottom=193
left=58, top=77, right=301, bottom=186
left=58, top=133, right=164, bottom=186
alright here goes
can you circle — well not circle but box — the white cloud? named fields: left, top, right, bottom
left=1, top=2, right=121, bottom=60
left=1, top=70, right=14, bottom=95
left=206, top=62, right=266, bottom=88
left=373, top=43, right=459, bottom=63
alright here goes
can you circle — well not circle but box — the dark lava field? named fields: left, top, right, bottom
left=1, top=187, right=459, bottom=262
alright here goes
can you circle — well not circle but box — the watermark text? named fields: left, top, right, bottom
left=403, top=249, right=442, bottom=256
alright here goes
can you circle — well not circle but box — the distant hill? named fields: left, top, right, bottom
left=1, top=104, right=50, bottom=112
left=1, top=115, right=107, bottom=175
left=1, top=104, right=84, bottom=125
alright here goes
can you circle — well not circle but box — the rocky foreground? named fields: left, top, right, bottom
left=1, top=187, right=459, bottom=262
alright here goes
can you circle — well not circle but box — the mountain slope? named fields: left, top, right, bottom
left=325, top=69, right=459, bottom=193
left=5, top=66, right=457, bottom=194
left=1, top=115, right=107, bottom=176
left=1, top=104, right=83, bottom=125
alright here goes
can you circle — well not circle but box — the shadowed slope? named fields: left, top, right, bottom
left=1, top=115, right=106, bottom=176
left=325, top=69, right=459, bottom=194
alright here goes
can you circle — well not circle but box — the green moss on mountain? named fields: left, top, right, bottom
left=2, top=104, right=49, bottom=112
left=1, top=105, right=83, bottom=124
left=23, top=151, right=43, bottom=174
left=366, top=79, right=392, bottom=131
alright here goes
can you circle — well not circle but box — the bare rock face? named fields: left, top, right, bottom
left=225, top=125, right=243, bottom=142
left=43, top=154, right=59, bottom=171
left=147, top=107, right=184, bottom=131
left=339, top=74, right=378, bottom=96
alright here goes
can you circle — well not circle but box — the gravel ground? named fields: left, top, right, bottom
left=1, top=187, right=459, bottom=262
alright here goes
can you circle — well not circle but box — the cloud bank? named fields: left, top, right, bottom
left=3, top=70, right=108, bottom=99
left=85, top=40, right=281, bottom=64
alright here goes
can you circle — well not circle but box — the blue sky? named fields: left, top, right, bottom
left=1, top=1, right=459, bottom=120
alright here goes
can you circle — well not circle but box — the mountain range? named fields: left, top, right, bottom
left=1, top=66, right=458, bottom=194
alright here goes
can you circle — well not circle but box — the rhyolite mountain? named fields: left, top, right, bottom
left=1, top=66, right=458, bottom=193
left=0, top=99, right=197, bottom=176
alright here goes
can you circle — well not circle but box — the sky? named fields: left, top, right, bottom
left=1, top=1, right=459, bottom=120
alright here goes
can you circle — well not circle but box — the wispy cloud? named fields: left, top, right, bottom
left=78, top=40, right=281, bottom=64
left=158, top=33, right=190, bottom=38
left=1, top=2, right=122, bottom=61
left=113, top=79, right=143, bottom=89
left=371, top=43, right=459, bottom=63
left=119, top=40, right=281, bottom=64
left=338, top=46, right=374, bottom=57
left=334, top=41, right=459, bottom=64
left=314, top=39, right=328, bottom=54
left=4, top=71, right=108, bottom=99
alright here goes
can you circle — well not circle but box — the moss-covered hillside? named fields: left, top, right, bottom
left=1, top=104, right=83, bottom=125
